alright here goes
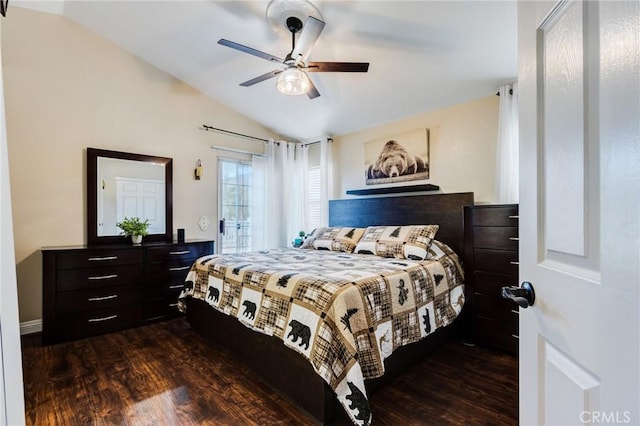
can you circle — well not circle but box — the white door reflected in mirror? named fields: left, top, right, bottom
left=97, top=156, right=166, bottom=236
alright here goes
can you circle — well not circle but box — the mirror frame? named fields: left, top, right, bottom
left=87, top=148, right=173, bottom=245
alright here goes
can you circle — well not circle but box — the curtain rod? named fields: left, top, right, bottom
left=202, top=124, right=333, bottom=147
left=211, top=145, right=266, bottom=157
left=212, top=139, right=331, bottom=156
left=202, top=124, right=269, bottom=143
left=301, top=137, right=333, bottom=147
left=496, top=88, right=513, bottom=96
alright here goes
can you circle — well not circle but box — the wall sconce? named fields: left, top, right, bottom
left=0, top=0, right=8, bottom=18
left=194, top=159, right=203, bottom=180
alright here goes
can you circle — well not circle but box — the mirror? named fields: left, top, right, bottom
left=87, top=148, right=173, bottom=245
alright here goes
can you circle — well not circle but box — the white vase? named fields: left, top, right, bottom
left=131, top=235, right=143, bottom=245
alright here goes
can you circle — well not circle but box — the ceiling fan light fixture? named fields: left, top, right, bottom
left=276, top=67, right=310, bottom=95
left=266, top=0, right=324, bottom=37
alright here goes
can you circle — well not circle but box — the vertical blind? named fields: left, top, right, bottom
left=306, top=166, right=321, bottom=230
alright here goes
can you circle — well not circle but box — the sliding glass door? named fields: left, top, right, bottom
left=218, top=158, right=252, bottom=254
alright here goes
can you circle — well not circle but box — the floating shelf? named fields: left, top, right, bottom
left=346, top=184, right=440, bottom=196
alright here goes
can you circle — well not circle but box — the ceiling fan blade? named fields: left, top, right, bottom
left=239, top=69, right=283, bottom=87
left=218, top=39, right=284, bottom=64
left=306, top=62, right=370, bottom=72
left=306, top=77, right=320, bottom=99
left=292, top=16, right=325, bottom=65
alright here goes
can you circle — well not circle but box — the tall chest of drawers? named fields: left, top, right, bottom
left=42, top=240, right=214, bottom=345
left=463, top=204, right=519, bottom=354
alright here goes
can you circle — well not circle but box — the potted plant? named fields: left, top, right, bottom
left=116, top=217, right=150, bottom=244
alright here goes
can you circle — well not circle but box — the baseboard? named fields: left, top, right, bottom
left=20, top=319, right=42, bottom=335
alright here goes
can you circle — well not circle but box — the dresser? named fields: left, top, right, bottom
left=42, top=240, right=214, bottom=345
left=463, top=204, right=519, bottom=354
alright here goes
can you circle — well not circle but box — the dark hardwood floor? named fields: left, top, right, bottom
left=21, top=319, right=518, bottom=425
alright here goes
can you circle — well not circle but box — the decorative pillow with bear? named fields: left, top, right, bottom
left=354, top=225, right=439, bottom=260
left=300, top=227, right=365, bottom=253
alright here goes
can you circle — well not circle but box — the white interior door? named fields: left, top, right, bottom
left=0, top=32, right=26, bottom=421
left=116, top=177, right=165, bottom=234
left=518, top=1, right=639, bottom=425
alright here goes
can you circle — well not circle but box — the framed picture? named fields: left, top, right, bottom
left=364, top=128, right=429, bottom=185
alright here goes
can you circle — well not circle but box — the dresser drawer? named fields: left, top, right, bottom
left=472, top=206, right=519, bottom=227
left=474, top=226, right=519, bottom=250
left=55, top=305, right=142, bottom=341
left=472, top=316, right=519, bottom=354
left=473, top=271, right=518, bottom=295
left=146, top=260, right=193, bottom=279
left=152, top=285, right=185, bottom=301
left=146, top=242, right=212, bottom=263
left=143, top=298, right=182, bottom=322
left=56, top=285, right=141, bottom=313
left=56, top=248, right=142, bottom=270
left=473, top=292, right=519, bottom=323
left=57, top=264, right=142, bottom=291
left=474, top=249, right=519, bottom=274
left=145, top=260, right=193, bottom=288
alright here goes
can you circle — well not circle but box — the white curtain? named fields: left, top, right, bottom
left=296, top=144, right=310, bottom=233
left=251, top=152, right=267, bottom=251
left=252, top=140, right=308, bottom=249
left=319, top=137, right=333, bottom=226
left=495, top=84, right=519, bottom=203
left=284, top=142, right=308, bottom=244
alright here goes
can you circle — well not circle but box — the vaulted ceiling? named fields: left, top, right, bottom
left=15, top=1, right=517, bottom=140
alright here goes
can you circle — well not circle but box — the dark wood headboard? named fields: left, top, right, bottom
left=328, top=192, right=474, bottom=255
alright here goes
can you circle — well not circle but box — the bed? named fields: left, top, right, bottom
left=179, top=192, right=474, bottom=425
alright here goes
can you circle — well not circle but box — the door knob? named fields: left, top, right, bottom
left=501, top=281, right=535, bottom=308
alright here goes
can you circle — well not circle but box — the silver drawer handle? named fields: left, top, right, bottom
left=88, top=256, right=118, bottom=261
left=168, top=303, right=178, bottom=307
left=509, top=237, right=519, bottom=241
left=88, top=314, right=118, bottom=323
left=510, top=261, right=519, bottom=265
left=169, top=265, right=191, bottom=272
left=512, top=334, right=519, bottom=339
left=88, top=274, right=118, bottom=280
left=508, top=215, right=519, bottom=219
left=169, top=250, right=190, bottom=255
left=169, top=284, right=184, bottom=289
left=511, top=309, right=519, bottom=314
left=88, top=295, right=118, bottom=302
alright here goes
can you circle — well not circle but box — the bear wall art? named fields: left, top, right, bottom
left=364, top=128, right=429, bottom=185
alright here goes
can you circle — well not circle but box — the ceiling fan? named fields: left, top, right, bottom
left=218, top=15, right=369, bottom=99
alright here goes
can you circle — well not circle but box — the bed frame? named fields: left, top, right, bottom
left=186, top=192, right=474, bottom=423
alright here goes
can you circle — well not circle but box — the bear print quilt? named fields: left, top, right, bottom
left=177, top=240, right=464, bottom=426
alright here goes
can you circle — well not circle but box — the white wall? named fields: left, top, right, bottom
left=2, top=7, right=278, bottom=323
left=332, top=96, right=499, bottom=203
